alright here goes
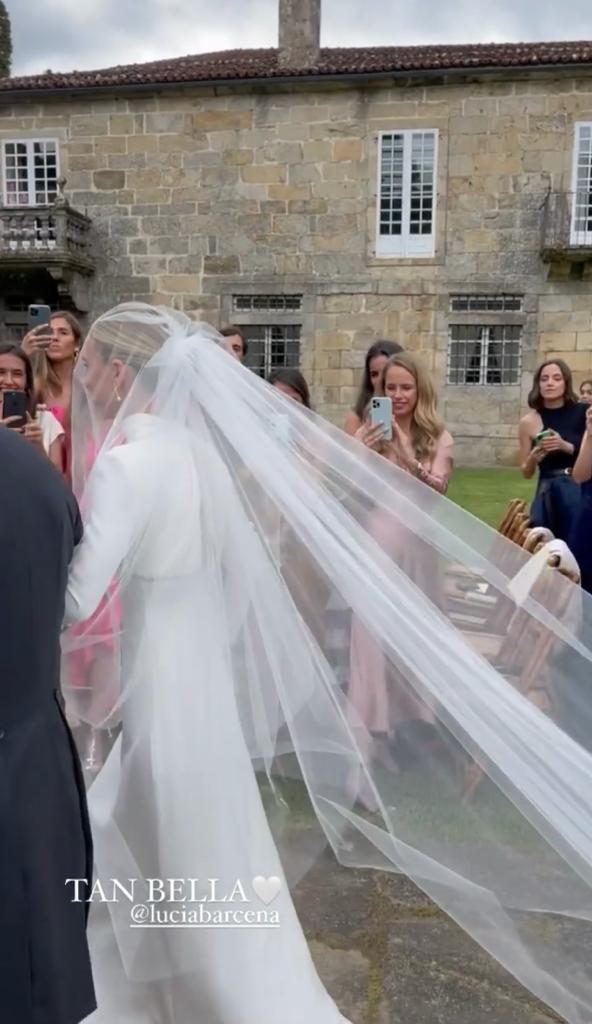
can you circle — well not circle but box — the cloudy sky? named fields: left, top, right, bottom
left=9, top=0, right=592, bottom=77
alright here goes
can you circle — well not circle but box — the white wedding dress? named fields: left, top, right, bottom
left=60, top=303, right=592, bottom=1024
left=66, top=413, right=350, bottom=1024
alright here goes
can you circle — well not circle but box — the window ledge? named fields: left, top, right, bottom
left=367, top=253, right=445, bottom=268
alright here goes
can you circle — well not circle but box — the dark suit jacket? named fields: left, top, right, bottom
left=0, top=428, right=96, bottom=1024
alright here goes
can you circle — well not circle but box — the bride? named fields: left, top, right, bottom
left=63, top=304, right=592, bottom=1024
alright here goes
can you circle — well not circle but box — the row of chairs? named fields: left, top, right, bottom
left=446, top=499, right=581, bottom=799
left=498, top=498, right=581, bottom=574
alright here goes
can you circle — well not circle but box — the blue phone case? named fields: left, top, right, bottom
left=369, top=397, right=392, bottom=441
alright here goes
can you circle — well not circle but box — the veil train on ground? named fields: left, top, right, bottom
left=63, top=303, right=592, bottom=1024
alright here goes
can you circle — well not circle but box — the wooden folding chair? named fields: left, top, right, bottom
left=461, top=560, right=579, bottom=801
left=498, top=499, right=527, bottom=537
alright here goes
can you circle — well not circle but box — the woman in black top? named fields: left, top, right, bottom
left=518, top=359, right=586, bottom=542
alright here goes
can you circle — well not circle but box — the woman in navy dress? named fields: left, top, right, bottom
left=572, top=403, right=592, bottom=592
left=518, top=360, right=586, bottom=542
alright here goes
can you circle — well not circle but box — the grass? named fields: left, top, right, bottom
left=257, top=768, right=544, bottom=851
left=257, top=471, right=545, bottom=851
left=448, top=468, right=535, bottom=529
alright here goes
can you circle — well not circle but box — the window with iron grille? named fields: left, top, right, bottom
left=448, top=325, right=522, bottom=386
left=449, top=294, right=523, bottom=313
left=571, top=123, right=592, bottom=245
left=242, top=325, right=301, bottom=378
left=2, top=140, right=59, bottom=206
left=233, top=294, right=303, bottom=313
left=376, top=130, right=437, bottom=258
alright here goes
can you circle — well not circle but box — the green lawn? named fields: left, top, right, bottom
left=447, top=468, right=535, bottom=529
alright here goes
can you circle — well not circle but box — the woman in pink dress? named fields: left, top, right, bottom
left=344, top=338, right=403, bottom=437
left=349, top=352, right=454, bottom=779
left=22, top=310, right=82, bottom=479
left=22, top=311, right=119, bottom=769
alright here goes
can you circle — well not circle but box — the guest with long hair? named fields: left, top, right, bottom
left=519, top=359, right=585, bottom=542
left=22, top=311, right=82, bottom=476
left=0, top=343, right=65, bottom=471
left=374, top=351, right=454, bottom=491
left=268, top=366, right=311, bottom=408
left=349, top=352, right=454, bottom=782
left=345, top=339, right=403, bottom=437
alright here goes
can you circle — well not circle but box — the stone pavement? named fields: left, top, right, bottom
left=294, top=856, right=562, bottom=1024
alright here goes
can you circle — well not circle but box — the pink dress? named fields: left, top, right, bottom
left=348, top=431, right=454, bottom=735
left=48, top=403, right=70, bottom=477
left=65, top=428, right=121, bottom=722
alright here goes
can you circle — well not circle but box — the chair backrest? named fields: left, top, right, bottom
left=523, top=529, right=552, bottom=555
left=507, top=511, right=530, bottom=545
left=498, top=499, right=527, bottom=538
left=495, top=560, right=577, bottom=708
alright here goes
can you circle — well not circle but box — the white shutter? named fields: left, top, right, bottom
left=571, top=123, right=592, bottom=246
left=376, top=130, right=437, bottom=258
left=2, top=139, right=59, bottom=207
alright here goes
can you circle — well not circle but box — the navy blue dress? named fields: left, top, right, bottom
left=529, top=402, right=586, bottom=543
left=570, top=480, right=592, bottom=593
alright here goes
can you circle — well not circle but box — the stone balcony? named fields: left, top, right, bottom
left=0, top=191, right=95, bottom=309
left=541, top=190, right=592, bottom=266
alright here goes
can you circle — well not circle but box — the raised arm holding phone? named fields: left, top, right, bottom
left=21, top=305, right=82, bottom=477
left=355, top=352, right=454, bottom=493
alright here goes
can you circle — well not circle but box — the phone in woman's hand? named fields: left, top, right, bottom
left=1, top=390, right=27, bottom=427
left=533, top=428, right=553, bottom=447
left=28, top=303, right=51, bottom=331
left=369, top=397, right=393, bottom=442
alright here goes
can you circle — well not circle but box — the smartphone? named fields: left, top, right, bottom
left=2, top=389, right=27, bottom=428
left=533, top=428, right=553, bottom=446
left=28, top=303, right=52, bottom=331
left=369, top=397, right=393, bottom=441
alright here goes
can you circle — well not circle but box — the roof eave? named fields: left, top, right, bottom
left=1, top=58, right=592, bottom=102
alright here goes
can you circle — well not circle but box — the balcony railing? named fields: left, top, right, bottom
left=541, top=190, right=592, bottom=262
left=0, top=200, right=95, bottom=275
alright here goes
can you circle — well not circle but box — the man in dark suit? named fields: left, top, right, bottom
left=0, top=427, right=95, bottom=1023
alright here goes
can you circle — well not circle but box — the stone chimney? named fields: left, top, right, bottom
left=278, top=0, right=321, bottom=69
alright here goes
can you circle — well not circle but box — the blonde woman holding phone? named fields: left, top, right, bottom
left=22, top=308, right=83, bottom=477
left=349, top=352, right=454, bottom=780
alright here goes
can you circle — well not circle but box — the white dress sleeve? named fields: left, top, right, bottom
left=39, top=409, right=65, bottom=453
left=65, top=451, right=139, bottom=625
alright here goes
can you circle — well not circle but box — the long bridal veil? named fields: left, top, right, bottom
left=63, top=303, right=592, bottom=1023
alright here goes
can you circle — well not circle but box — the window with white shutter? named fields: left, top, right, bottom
left=376, top=130, right=438, bottom=258
left=2, top=139, right=59, bottom=206
left=571, top=123, right=592, bottom=246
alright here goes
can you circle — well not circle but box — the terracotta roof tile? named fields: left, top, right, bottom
left=3, top=41, right=592, bottom=94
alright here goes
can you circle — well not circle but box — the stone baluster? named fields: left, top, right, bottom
left=54, top=205, right=67, bottom=253
left=8, top=215, right=20, bottom=251
left=22, top=215, right=35, bottom=251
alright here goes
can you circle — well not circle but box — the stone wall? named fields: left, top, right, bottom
left=1, top=70, right=592, bottom=464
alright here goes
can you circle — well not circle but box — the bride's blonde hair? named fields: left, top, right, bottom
left=87, top=304, right=188, bottom=372
left=380, top=352, right=445, bottom=463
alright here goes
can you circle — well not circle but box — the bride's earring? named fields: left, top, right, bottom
left=115, top=388, right=122, bottom=404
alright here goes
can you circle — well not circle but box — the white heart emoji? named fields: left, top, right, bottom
left=252, top=875, right=282, bottom=905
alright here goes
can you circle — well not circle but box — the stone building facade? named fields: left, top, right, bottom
left=0, top=30, right=592, bottom=463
